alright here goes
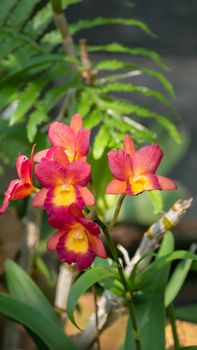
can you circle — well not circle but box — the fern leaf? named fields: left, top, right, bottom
left=95, top=82, right=170, bottom=106
left=97, top=99, right=180, bottom=143
left=95, top=60, right=175, bottom=97
left=77, top=90, right=95, bottom=116
left=0, top=0, right=18, bottom=25
left=70, top=17, right=155, bottom=37
left=6, top=0, right=40, bottom=30
left=24, top=3, right=52, bottom=39
left=83, top=110, right=101, bottom=129
left=27, top=105, right=48, bottom=143
left=89, top=43, right=168, bottom=70
left=93, top=124, right=110, bottom=159
left=9, top=79, right=47, bottom=126
left=41, top=30, right=62, bottom=47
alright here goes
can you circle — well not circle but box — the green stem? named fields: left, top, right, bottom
left=109, top=194, right=126, bottom=229
left=168, top=303, right=180, bottom=350
left=50, top=0, right=62, bottom=13
left=95, top=215, right=142, bottom=350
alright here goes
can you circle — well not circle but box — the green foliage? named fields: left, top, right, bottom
left=1, top=260, right=77, bottom=350
left=67, top=266, right=118, bottom=328
left=0, top=0, right=180, bottom=172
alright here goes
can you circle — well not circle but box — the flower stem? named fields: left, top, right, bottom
left=109, top=194, right=126, bottom=230
left=95, top=215, right=142, bottom=350
left=168, top=303, right=180, bottom=350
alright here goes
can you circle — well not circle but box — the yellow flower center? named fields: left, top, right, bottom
left=52, top=184, right=76, bottom=207
left=129, top=176, right=145, bottom=195
left=65, top=149, right=75, bottom=163
left=66, top=226, right=89, bottom=253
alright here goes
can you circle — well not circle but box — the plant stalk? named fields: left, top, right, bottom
left=168, top=303, right=180, bottom=350
left=94, top=196, right=142, bottom=350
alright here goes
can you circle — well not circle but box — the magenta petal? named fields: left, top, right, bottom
left=70, top=114, right=82, bottom=135
left=108, top=149, right=133, bottom=181
left=132, top=144, right=163, bottom=176
left=157, top=176, right=177, bottom=190
left=47, top=231, right=63, bottom=250
left=16, top=155, right=31, bottom=183
left=32, top=188, right=48, bottom=207
left=35, top=161, right=66, bottom=187
left=0, top=180, right=20, bottom=214
left=66, top=160, right=91, bottom=186
left=48, top=121, right=75, bottom=150
left=75, top=129, right=90, bottom=157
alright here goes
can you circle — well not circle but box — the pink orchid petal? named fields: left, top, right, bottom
left=87, top=233, right=107, bottom=258
left=0, top=180, right=20, bottom=214
left=35, top=161, right=66, bottom=187
left=12, top=183, right=34, bottom=200
left=48, top=121, right=75, bottom=151
left=78, top=186, right=95, bottom=206
left=75, top=129, right=90, bottom=157
left=157, top=176, right=177, bottom=190
left=34, top=149, right=49, bottom=162
left=32, top=188, right=48, bottom=207
left=124, top=134, right=136, bottom=157
left=108, top=149, right=133, bottom=181
left=66, top=160, right=91, bottom=186
left=70, top=114, right=82, bottom=135
left=53, top=147, right=69, bottom=168
left=132, top=144, right=163, bottom=176
left=106, top=179, right=127, bottom=194
left=16, top=155, right=31, bottom=183
left=47, top=231, right=63, bottom=250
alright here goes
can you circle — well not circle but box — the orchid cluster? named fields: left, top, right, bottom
left=0, top=114, right=176, bottom=270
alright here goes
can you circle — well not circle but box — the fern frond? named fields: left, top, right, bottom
left=6, top=0, right=40, bottom=30
left=70, top=17, right=155, bottom=37
left=89, top=43, right=168, bottom=70
left=95, top=60, right=175, bottom=97
left=0, top=0, right=18, bottom=25
left=27, top=105, right=48, bottom=143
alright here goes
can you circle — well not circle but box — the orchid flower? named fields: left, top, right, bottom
left=0, top=145, right=36, bottom=214
left=34, top=114, right=90, bottom=164
left=47, top=205, right=107, bottom=270
left=33, top=155, right=95, bottom=216
left=106, top=135, right=176, bottom=196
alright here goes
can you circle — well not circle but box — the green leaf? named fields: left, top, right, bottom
left=0, top=293, right=77, bottom=350
left=0, top=0, right=18, bottom=25
left=24, top=3, right=52, bottom=39
left=27, top=106, right=48, bottom=142
left=135, top=250, right=197, bottom=290
left=123, top=232, right=174, bottom=350
left=180, top=347, right=197, bottom=350
left=165, top=252, right=195, bottom=307
left=95, top=60, right=175, bottom=97
left=89, top=43, right=168, bottom=70
left=148, top=191, right=163, bottom=214
left=70, top=17, right=155, bottom=37
left=10, top=79, right=47, bottom=126
left=6, top=0, right=40, bottom=30
left=83, top=109, right=101, bottom=129
left=95, top=82, right=170, bottom=106
left=67, top=267, right=118, bottom=328
left=175, top=304, right=197, bottom=323
left=5, top=260, right=59, bottom=324
left=93, top=124, right=110, bottom=159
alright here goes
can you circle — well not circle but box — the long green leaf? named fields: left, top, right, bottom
left=5, top=259, right=59, bottom=324
left=175, top=304, right=197, bottom=324
left=165, top=253, right=194, bottom=307
left=67, top=267, right=118, bottom=328
left=124, top=232, right=174, bottom=350
left=93, top=124, right=110, bottom=159
left=0, top=294, right=77, bottom=350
